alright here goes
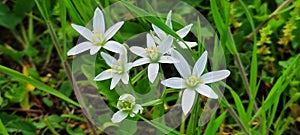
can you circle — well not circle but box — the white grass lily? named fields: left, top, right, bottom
left=130, top=34, right=177, bottom=83
left=94, top=49, right=131, bottom=89
left=152, top=10, right=197, bottom=49
left=161, top=50, right=230, bottom=115
left=67, top=7, right=124, bottom=55
left=111, top=94, right=143, bottom=123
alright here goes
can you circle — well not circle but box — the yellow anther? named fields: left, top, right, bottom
left=199, top=79, right=204, bottom=84
left=108, top=69, right=113, bottom=73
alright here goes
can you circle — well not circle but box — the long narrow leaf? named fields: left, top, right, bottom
left=0, top=119, right=8, bottom=135
left=251, top=54, right=299, bottom=122
left=0, top=65, right=80, bottom=107
left=227, top=85, right=249, bottom=128
left=238, top=0, right=258, bottom=116
left=204, top=111, right=227, bottom=135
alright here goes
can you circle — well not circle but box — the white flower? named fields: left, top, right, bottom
left=130, top=34, right=178, bottom=83
left=161, top=50, right=230, bottom=115
left=67, top=7, right=125, bottom=56
left=111, top=94, right=143, bottom=123
left=152, top=10, right=197, bottom=49
left=94, top=49, right=131, bottom=89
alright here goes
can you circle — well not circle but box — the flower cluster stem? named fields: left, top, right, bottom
left=44, top=16, right=98, bottom=135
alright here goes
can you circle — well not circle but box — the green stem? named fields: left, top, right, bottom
left=222, top=98, right=251, bottom=135
left=228, top=28, right=259, bottom=113
left=180, top=114, right=185, bottom=134
left=44, top=118, right=59, bottom=135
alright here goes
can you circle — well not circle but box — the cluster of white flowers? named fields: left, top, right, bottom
left=68, top=8, right=230, bottom=123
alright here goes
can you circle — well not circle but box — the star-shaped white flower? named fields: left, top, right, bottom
left=111, top=94, right=143, bottom=123
left=67, top=7, right=125, bottom=55
left=152, top=10, right=197, bottom=49
left=161, top=50, right=230, bottom=115
left=130, top=34, right=177, bottom=83
left=94, top=49, right=131, bottom=89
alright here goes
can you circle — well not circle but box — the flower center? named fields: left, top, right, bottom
left=199, top=79, right=204, bottom=84
left=92, top=30, right=105, bottom=46
left=110, top=60, right=124, bottom=74
left=145, top=46, right=160, bottom=62
left=185, top=75, right=199, bottom=89
left=117, top=100, right=136, bottom=112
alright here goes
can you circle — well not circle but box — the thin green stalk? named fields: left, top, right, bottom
left=58, top=0, right=67, bottom=57
left=186, top=94, right=200, bottom=134
left=229, top=29, right=259, bottom=113
left=0, top=119, right=9, bottom=135
left=180, top=114, right=185, bottom=134
left=138, top=115, right=181, bottom=135
left=46, top=21, right=66, bottom=62
left=216, top=84, right=251, bottom=134
left=44, top=118, right=59, bottom=135
left=35, top=0, right=97, bottom=134
left=227, top=105, right=250, bottom=135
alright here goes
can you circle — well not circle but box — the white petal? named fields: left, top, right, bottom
left=89, top=46, right=101, bottom=55
left=152, top=24, right=166, bottom=40
left=132, top=58, right=150, bottom=67
left=71, top=24, right=93, bottom=42
left=104, top=21, right=124, bottom=40
left=131, top=104, right=143, bottom=116
left=121, top=73, right=129, bottom=84
left=110, top=75, right=121, bottom=89
left=152, top=35, right=161, bottom=44
left=158, top=56, right=178, bottom=63
left=177, top=41, right=198, bottom=49
left=103, top=41, right=125, bottom=53
left=94, top=70, right=113, bottom=81
left=146, top=33, right=156, bottom=48
left=201, top=70, right=230, bottom=84
left=176, top=24, right=193, bottom=38
left=148, top=63, right=159, bottom=83
left=67, top=41, right=94, bottom=56
left=111, top=111, right=128, bottom=123
left=166, top=10, right=172, bottom=28
left=193, top=51, right=207, bottom=78
left=130, top=46, right=147, bottom=57
left=171, top=50, right=191, bottom=78
left=119, top=48, right=128, bottom=62
left=125, top=63, right=133, bottom=71
left=161, top=77, right=186, bottom=89
left=100, top=52, right=117, bottom=67
left=182, top=89, right=196, bottom=115
left=119, top=94, right=135, bottom=102
left=159, top=35, right=173, bottom=54
left=93, top=7, right=105, bottom=34
left=196, top=84, right=218, bottom=99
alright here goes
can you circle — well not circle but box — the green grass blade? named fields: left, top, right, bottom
left=227, top=85, right=249, bottom=128
left=138, top=115, right=181, bottom=135
left=119, top=1, right=196, bottom=58
left=62, top=0, right=84, bottom=24
left=274, top=93, right=300, bottom=130
left=210, top=0, right=237, bottom=54
left=0, top=119, right=9, bottom=135
left=251, top=54, right=300, bottom=123
left=204, top=111, right=227, bottom=135
left=238, top=0, right=258, bottom=116
left=0, top=65, right=80, bottom=107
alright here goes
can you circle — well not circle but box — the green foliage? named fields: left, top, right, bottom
left=1, top=0, right=300, bottom=134
left=0, top=0, right=34, bottom=29
left=0, top=112, right=36, bottom=135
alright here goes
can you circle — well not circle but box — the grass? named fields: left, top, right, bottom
left=0, top=0, right=300, bottom=134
